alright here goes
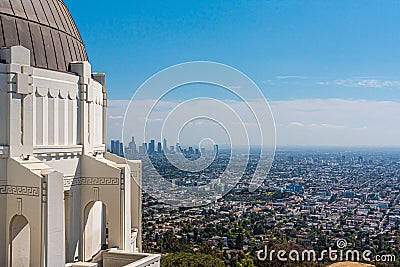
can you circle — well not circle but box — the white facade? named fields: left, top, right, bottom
left=0, top=46, right=159, bottom=267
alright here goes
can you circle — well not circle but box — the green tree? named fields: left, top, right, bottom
left=237, top=255, right=255, bottom=267
left=161, top=252, right=225, bottom=267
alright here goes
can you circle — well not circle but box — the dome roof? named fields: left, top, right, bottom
left=0, top=0, right=88, bottom=72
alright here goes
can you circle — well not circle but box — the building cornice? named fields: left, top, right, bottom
left=33, top=145, right=83, bottom=157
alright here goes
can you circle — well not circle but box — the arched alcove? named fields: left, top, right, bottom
left=83, top=201, right=108, bottom=261
left=9, top=215, right=30, bottom=267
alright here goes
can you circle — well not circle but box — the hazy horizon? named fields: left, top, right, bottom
left=106, top=98, right=400, bottom=148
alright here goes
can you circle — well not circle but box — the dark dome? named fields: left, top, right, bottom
left=0, top=0, right=88, bottom=72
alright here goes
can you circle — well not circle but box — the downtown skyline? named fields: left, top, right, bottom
left=109, top=136, right=218, bottom=157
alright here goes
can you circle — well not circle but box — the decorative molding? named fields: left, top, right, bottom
left=64, top=177, right=119, bottom=188
left=92, top=144, right=106, bottom=152
left=0, top=185, right=40, bottom=197
left=17, top=198, right=22, bottom=215
left=33, top=145, right=83, bottom=157
left=63, top=175, right=78, bottom=190
left=0, top=146, right=9, bottom=159
left=35, top=86, right=79, bottom=100
left=87, top=81, right=104, bottom=105
left=33, top=81, right=105, bottom=105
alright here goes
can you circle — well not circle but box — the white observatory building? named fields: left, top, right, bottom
left=0, top=0, right=160, bottom=266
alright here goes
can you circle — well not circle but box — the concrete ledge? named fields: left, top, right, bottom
left=66, top=262, right=98, bottom=267
left=33, top=145, right=83, bottom=156
left=92, top=144, right=106, bottom=153
left=103, top=250, right=160, bottom=267
left=0, top=146, right=9, bottom=159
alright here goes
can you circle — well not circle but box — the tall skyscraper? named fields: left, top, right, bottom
left=111, top=140, right=116, bottom=153
left=119, top=142, right=124, bottom=157
left=139, top=145, right=146, bottom=155
left=128, top=136, right=137, bottom=155
left=149, top=140, right=155, bottom=154
left=163, top=138, right=168, bottom=153
left=110, top=140, right=124, bottom=157
left=143, top=143, right=148, bottom=152
left=124, top=136, right=137, bottom=158
left=214, top=144, right=219, bottom=157
left=111, top=140, right=121, bottom=156
left=157, top=142, right=162, bottom=153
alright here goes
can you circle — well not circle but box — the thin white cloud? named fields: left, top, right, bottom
left=258, top=80, right=274, bottom=85
left=318, top=81, right=330, bottom=85
left=108, top=115, right=124, bottom=120
left=288, top=122, right=305, bottom=127
left=288, top=122, right=346, bottom=129
left=320, top=79, right=400, bottom=88
left=309, top=123, right=346, bottom=129
left=226, top=85, right=241, bottom=89
left=276, top=75, right=307, bottom=80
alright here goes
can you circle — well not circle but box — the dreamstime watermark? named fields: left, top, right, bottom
left=122, top=61, right=276, bottom=207
left=256, top=239, right=396, bottom=263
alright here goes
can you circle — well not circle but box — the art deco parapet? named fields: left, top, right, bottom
left=0, top=46, right=34, bottom=156
left=0, top=46, right=34, bottom=95
left=0, top=45, right=30, bottom=65
left=5, top=156, right=65, bottom=266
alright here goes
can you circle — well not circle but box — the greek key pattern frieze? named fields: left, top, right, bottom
left=64, top=177, right=119, bottom=187
left=0, top=185, right=40, bottom=197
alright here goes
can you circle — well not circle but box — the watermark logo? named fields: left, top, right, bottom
left=122, top=62, right=276, bottom=207
left=256, top=239, right=396, bottom=263
left=336, top=239, right=347, bottom=249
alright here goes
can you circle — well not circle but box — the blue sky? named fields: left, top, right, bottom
left=65, top=0, right=400, bottom=101
left=64, top=0, right=400, bottom=146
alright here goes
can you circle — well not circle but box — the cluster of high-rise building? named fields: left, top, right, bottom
left=110, top=137, right=170, bottom=157
left=110, top=136, right=219, bottom=158
left=110, top=140, right=125, bottom=157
